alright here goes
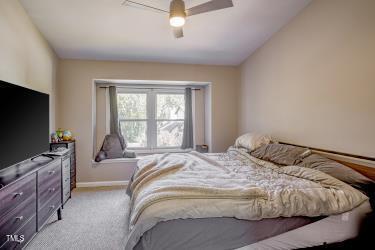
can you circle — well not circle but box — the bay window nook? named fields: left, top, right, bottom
left=93, top=80, right=211, bottom=161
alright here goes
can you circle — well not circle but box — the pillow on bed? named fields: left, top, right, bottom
left=250, top=143, right=311, bottom=165
left=234, top=133, right=271, bottom=151
left=298, top=154, right=374, bottom=188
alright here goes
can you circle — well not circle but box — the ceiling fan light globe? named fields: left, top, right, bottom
left=170, top=16, right=185, bottom=27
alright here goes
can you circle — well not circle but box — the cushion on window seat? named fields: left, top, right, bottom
left=95, top=134, right=135, bottom=162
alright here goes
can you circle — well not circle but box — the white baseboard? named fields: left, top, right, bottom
left=76, top=181, right=129, bottom=188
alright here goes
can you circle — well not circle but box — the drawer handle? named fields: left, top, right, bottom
left=49, top=205, right=55, bottom=210
left=48, top=170, right=56, bottom=175
left=15, top=216, right=24, bottom=221
left=48, top=188, right=56, bottom=192
left=13, top=192, right=24, bottom=198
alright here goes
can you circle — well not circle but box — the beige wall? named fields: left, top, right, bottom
left=57, top=59, right=239, bottom=182
left=0, top=0, right=58, bottom=131
left=239, top=0, right=375, bottom=157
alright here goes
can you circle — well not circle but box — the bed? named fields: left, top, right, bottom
left=125, top=136, right=375, bottom=250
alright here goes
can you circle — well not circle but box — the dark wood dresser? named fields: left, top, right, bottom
left=0, top=157, right=62, bottom=249
left=50, top=141, right=76, bottom=191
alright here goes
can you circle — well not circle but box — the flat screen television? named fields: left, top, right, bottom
left=0, top=80, right=50, bottom=171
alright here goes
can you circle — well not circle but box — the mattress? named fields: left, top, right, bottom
left=127, top=150, right=372, bottom=249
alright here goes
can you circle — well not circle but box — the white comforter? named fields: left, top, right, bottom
left=125, top=148, right=368, bottom=250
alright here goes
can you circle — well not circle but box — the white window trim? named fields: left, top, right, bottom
left=117, top=87, right=185, bottom=153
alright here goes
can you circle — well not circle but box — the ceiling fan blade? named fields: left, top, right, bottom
left=173, top=27, right=184, bottom=38
left=186, top=0, right=233, bottom=16
left=121, top=0, right=169, bottom=13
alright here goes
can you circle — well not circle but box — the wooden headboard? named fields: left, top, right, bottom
left=279, top=142, right=375, bottom=181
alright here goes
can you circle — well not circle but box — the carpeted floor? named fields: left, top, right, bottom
left=26, top=186, right=129, bottom=250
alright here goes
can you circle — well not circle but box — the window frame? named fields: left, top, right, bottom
left=154, top=90, right=185, bottom=149
left=117, top=88, right=150, bottom=149
left=117, top=88, right=185, bottom=152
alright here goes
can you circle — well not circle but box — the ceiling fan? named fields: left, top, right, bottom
left=122, top=0, right=234, bottom=38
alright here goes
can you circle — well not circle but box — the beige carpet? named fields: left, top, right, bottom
left=27, top=186, right=129, bottom=250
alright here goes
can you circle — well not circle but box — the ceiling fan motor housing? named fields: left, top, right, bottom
left=170, top=0, right=186, bottom=19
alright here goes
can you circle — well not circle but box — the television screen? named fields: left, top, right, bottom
left=0, top=80, right=50, bottom=171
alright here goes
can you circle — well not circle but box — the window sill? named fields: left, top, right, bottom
left=133, top=148, right=192, bottom=156
left=91, top=149, right=192, bottom=167
left=92, top=158, right=140, bottom=167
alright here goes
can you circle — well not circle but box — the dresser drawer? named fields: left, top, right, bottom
left=62, top=158, right=70, bottom=178
left=38, top=193, right=61, bottom=230
left=38, top=177, right=61, bottom=209
left=62, top=174, right=70, bottom=204
left=50, top=142, right=74, bottom=151
left=38, top=161, right=61, bottom=206
left=63, top=186, right=70, bottom=204
left=62, top=157, right=70, bottom=170
left=0, top=174, right=36, bottom=218
left=63, top=171, right=70, bottom=188
left=62, top=172, right=70, bottom=186
left=0, top=215, right=36, bottom=250
left=63, top=171, right=70, bottom=184
left=0, top=196, right=36, bottom=246
left=38, top=160, right=61, bottom=186
left=63, top=171, right=70, bottom=185
left=62, top=158, right=70, bottom=195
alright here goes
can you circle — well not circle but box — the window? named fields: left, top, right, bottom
left=117, top=88, right=185, bottom=150
left=117, top=91, right=148, bottom=148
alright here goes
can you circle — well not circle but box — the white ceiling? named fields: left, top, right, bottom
left=20, top=0, right=311, bottom=65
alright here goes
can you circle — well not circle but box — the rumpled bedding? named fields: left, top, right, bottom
left=125, top=147, right=368, bottom=250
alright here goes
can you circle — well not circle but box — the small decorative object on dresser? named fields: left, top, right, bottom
left=50, top=141, right=76, bottom=192
left=62, top=130, right=73, bottom=141
left=53, top=129, right=73, bottom=142
left=50, top=132, right=59, bottom=143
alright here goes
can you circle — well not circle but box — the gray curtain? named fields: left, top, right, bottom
left=109, top=86, right=119, bottom=135
left=181, top=88, right=194, bottom=149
